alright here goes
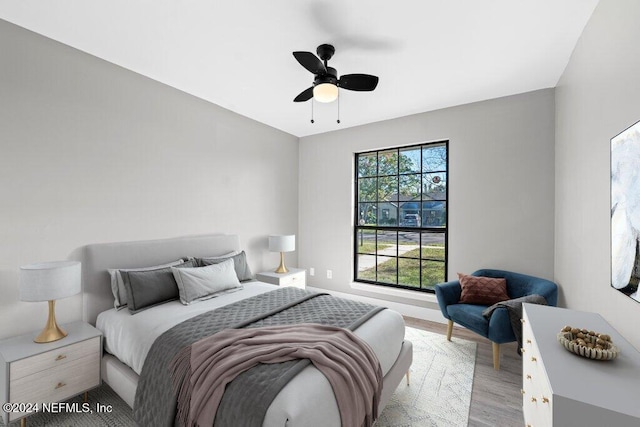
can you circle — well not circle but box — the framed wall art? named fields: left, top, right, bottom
left=611, top=119, right=640, bottom=302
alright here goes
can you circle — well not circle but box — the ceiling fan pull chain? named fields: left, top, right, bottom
left=337, top=95, right=341, bottom=124
left=310, top=99, right=315, bottom=124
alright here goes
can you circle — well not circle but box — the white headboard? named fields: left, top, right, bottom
left=73, top=234, right=240, bottom=325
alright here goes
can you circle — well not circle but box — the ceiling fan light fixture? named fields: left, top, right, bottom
left=313, top=83, right=339, bottom=103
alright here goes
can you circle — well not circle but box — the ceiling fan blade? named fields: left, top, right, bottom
left=338, top=74, right=379, bottom=91
left=293, top=51, right=326, bottom=75
left=293, top=87, right=314, bottom=102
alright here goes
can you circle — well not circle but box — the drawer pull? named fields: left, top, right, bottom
left=521, top=389, right=526, bottom=395
left=526, top=374, right=532, bottom=380
left=55, top=382, right=66, bottom=390
left=520, top=318, right=525, bottom=324
left=55, top=354, right=67, bottom=361
left=520, top=348, right=525, bottom=353
left=526, top=339, right=532, bottom=344
left=542, top=397, right=549, bottom=404
left=531, top=397, right=537, bottom=403
left=531, top=356, right=537, bottom=362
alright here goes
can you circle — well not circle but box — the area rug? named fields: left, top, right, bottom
left=376, top=327, right=477, bottom=427
left=3, top=327, right=476, bottom=427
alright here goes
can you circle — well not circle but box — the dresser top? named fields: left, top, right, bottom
left=0, top=321, right=101, bottom=363
left=524, top=304, right=640, bottom=417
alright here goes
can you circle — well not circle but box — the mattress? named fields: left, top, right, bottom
left=96, top=281, right=405, bottom=378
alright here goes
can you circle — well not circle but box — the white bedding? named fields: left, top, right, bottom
left=96, top=282, right=405, bottom=377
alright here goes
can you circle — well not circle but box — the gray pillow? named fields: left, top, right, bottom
left=108, top=258, right=185, bottom=310
left=122, top=259, right=196, bottom=314
left=197, top=251, right=253, bottom=282
left=171, top=259, right=242, bottom=305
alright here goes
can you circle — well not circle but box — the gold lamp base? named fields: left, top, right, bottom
left=34, top=300, right=67, bottom=343
left=274, top=251, right=289, bottom=274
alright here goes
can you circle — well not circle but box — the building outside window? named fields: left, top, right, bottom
left=354, top=141, right=448, bottom=292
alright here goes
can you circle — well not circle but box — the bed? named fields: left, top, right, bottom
left=78, top=233, right=413, bottom=426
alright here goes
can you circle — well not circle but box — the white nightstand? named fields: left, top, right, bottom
left=0, top=321, right=102, bottom=426
left=257, top=268, right=306, bottom=289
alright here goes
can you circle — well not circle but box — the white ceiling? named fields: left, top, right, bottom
left=0, top=0, right=599, bottom=137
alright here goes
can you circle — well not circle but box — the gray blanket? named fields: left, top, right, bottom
left=133, top=287, right=384, bottom=427
left=482, top=294, right=547, bottom=354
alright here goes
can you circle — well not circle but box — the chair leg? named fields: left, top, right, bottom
left=446, top=319, right=453, bottom=341
left=406, top=370, right=410, bottom=386
left=492, top=342, right=500, bottom=370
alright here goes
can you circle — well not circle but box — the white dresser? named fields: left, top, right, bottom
left=522, top=304, right=640, bottom=427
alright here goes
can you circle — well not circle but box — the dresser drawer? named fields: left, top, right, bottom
left=10, top=337, right=100, bottom=380
left=8, top=352, right=100, bottom=421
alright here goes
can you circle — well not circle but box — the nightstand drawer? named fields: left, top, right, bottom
left=280, top=271, right=305, bottom=288
left=10, top=336, right=100, bottom=380
left=8, top=352, right=100, bottom=421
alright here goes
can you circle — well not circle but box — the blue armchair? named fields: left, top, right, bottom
left=435, top=269, right=558, bottom=370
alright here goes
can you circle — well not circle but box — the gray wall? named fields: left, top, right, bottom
left=0, top=20, right=299, bottom=340
left=555, top=0, right=640, bottom=349
left=299, top=89, right=556, bottom=311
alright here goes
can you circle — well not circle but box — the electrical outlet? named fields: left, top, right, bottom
left=309, top=268, right=315, bottom=276
left=327, top=270, right=332, bottom=279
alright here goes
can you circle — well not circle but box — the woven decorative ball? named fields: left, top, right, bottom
left=556, top=326, right=619, bottom=361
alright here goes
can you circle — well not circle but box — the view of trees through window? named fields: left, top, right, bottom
left=354, top=141, right=448, bottom=292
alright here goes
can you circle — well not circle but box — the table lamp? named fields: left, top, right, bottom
left=268, top=235, right=295, bottom=273
left=20, top=260, right=81, bottom=343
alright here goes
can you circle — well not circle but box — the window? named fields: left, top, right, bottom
left=354, top=141, right=448, bottom=292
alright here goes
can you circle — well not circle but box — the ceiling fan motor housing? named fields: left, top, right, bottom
left=315, top=66, right=338, bottom=86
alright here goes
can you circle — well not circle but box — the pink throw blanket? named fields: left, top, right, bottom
left=171, top=323, right=383, bottom=427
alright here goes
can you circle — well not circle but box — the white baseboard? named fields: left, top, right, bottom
left=306, top=286, right=448, bottom=324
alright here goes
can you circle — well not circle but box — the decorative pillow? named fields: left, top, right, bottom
left=458, top=273, right=510, bottom=305
left=197, top=251, right=253, bottom=282
left=108, top=259, right=186, bottom=310
left=121, top=259, right=196, bottom=314
left=172, top=259, right=242, bottom=305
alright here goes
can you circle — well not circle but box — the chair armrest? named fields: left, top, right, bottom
left=528, top=279, right=558, bottom=307
left=435, top=280, right=462, bottom=320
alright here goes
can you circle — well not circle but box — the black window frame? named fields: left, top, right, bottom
left=353, top=141, right=449, bottom=293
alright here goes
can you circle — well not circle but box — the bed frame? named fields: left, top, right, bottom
left=76, top=233, right=412, bottom=423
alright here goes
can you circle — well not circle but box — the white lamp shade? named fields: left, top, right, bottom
left=268, top=235, right=295, bottom=253
left=20, top=261, right=81, bottom=302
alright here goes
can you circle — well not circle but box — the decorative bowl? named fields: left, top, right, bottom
left=556, top=326, right=619, bottom=361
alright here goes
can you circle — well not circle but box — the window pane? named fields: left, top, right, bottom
left=376, top=256, right=397, bottom=284
left=421, top=260, right=445, bottom=290
left=423, top=173, right=446, bottom=198
left=356, top=229, right=376, bottom=254
left=356, top=254, right=376, bottom=281
left=379, top=150, right=398, bottom=176
left=358, top=203, right=377, bottom=226
left=399, top=259, right=421, bottom=288
left=399, top=174, right=421, bottom=199
left=378, top=176, right=398, bottom=201
left=422, top=202, right=446, bottom=227
left=422, top=144, right=447, bottom=172
left=377, top=230, right=396, bottom=254
left=358, top=177, right=377, bottom=202
left=398, top=231, right=420, bottom=258
left=358, top=153, right=377, bottom=177
left=421, top=232, right=445, bottom=261
left=378, top=204, right=398, bottom=226
left=399, top=148, right=421, bottom=174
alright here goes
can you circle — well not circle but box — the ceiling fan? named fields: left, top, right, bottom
left=292, top=44, right=379, bottom=103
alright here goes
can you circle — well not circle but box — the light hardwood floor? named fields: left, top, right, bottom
left=404, top=316, right=524, bottom=427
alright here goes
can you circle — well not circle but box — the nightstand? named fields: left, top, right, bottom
left=257, top=268, right=306, bottom=289
left=0, top=321, right=102, bottom=426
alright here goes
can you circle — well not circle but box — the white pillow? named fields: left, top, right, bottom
left=108, top=259, right=185, bottom=310
left=171, top=258, right=242, bottom=305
